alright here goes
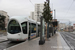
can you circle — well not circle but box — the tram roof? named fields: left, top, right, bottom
left=9, top=16, right=36, bottom=23
left=37, top=22, right=40, bottom=24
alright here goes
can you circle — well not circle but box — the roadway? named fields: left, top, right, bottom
left=60, top=32, right=75, bottom=50
left=0, top=32, right=37, bottom=50
left=0, top=41, right=24, bottom=50
left=0, top=32, right=24, bottom=50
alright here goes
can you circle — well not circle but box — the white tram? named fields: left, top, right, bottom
left=7, top=16, right=40, bottom=41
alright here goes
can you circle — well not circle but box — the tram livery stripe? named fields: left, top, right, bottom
left=31, top=34, right=36, bottom=38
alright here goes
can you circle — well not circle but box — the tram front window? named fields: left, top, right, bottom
left=8, top=20, right=21, bottom=34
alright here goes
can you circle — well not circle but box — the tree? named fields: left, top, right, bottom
left=0, top=15, right=6, bottom=30
left=42, top=2, right=52, bottom=22
left=42, top=2, right=52, bottom=40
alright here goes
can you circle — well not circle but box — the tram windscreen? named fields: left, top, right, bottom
left=8, top=20, right=21, bottom=34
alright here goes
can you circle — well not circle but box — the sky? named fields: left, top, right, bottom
left=0, top=0, right=75, bottom=25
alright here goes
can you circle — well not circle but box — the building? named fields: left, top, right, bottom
left=73, top=24, right=75, bottom=31
left=30, top=4, right=44, bottom=22
left=34, top=4, right=44, bottom=22
left=29, top=12, right=34, bottom=20
left=0, top=10, right=9, bottom=29
left=58, top=23, right=66, bottom=30
left=64, top=25, right=69, bottom=31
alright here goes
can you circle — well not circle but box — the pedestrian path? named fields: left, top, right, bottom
left=5, top=32, right=70, bottom=50
left=0, top=36, right=7, bottom=42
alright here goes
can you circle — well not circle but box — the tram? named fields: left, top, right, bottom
left=7, top=16, right=40, bottom=41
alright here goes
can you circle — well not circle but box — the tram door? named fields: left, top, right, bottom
left=38, top=25, right=40, bottom=37
left=28, top=23, right=36, bottom=40
left=28, top=23, right=31, bottom=40
left=21, top=22, right=28, bottom=39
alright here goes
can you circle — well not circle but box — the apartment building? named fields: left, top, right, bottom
left=0, top=10, right=9, bottom=29
left=30, top=4, right=44, bottom=22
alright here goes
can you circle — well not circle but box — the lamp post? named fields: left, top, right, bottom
left=47, top=0, right=50, bottom=39
left=69, top=21, right=71, bottom=32
left=54, top=9, right=56, bottom=19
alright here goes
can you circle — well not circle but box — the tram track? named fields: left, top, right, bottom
left=60, top=32, right=75, bottom=50
left=60, top=32, right=73, bottom=50
left=0, top=36, right=39, bottom=50
left=0, top=40, right=9, bottom=43
left=65, top=32, right=75, bottom=39
left=0, top=40, right=24, bottom=50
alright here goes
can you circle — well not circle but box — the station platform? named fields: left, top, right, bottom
left=5, top=32, right=70, bottom=50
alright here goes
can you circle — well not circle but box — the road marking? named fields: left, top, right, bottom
left=31, top=37, right=39, bottom=41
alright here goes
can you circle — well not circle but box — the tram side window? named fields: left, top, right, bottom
left=21, top=22, right=27, bottom=34
left=31, top=23, right=36, bottom=33
left=38, top=25, right=40, bottom=32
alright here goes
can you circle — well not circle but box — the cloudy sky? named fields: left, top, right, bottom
left=0, top=0, right=75, bottom=25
